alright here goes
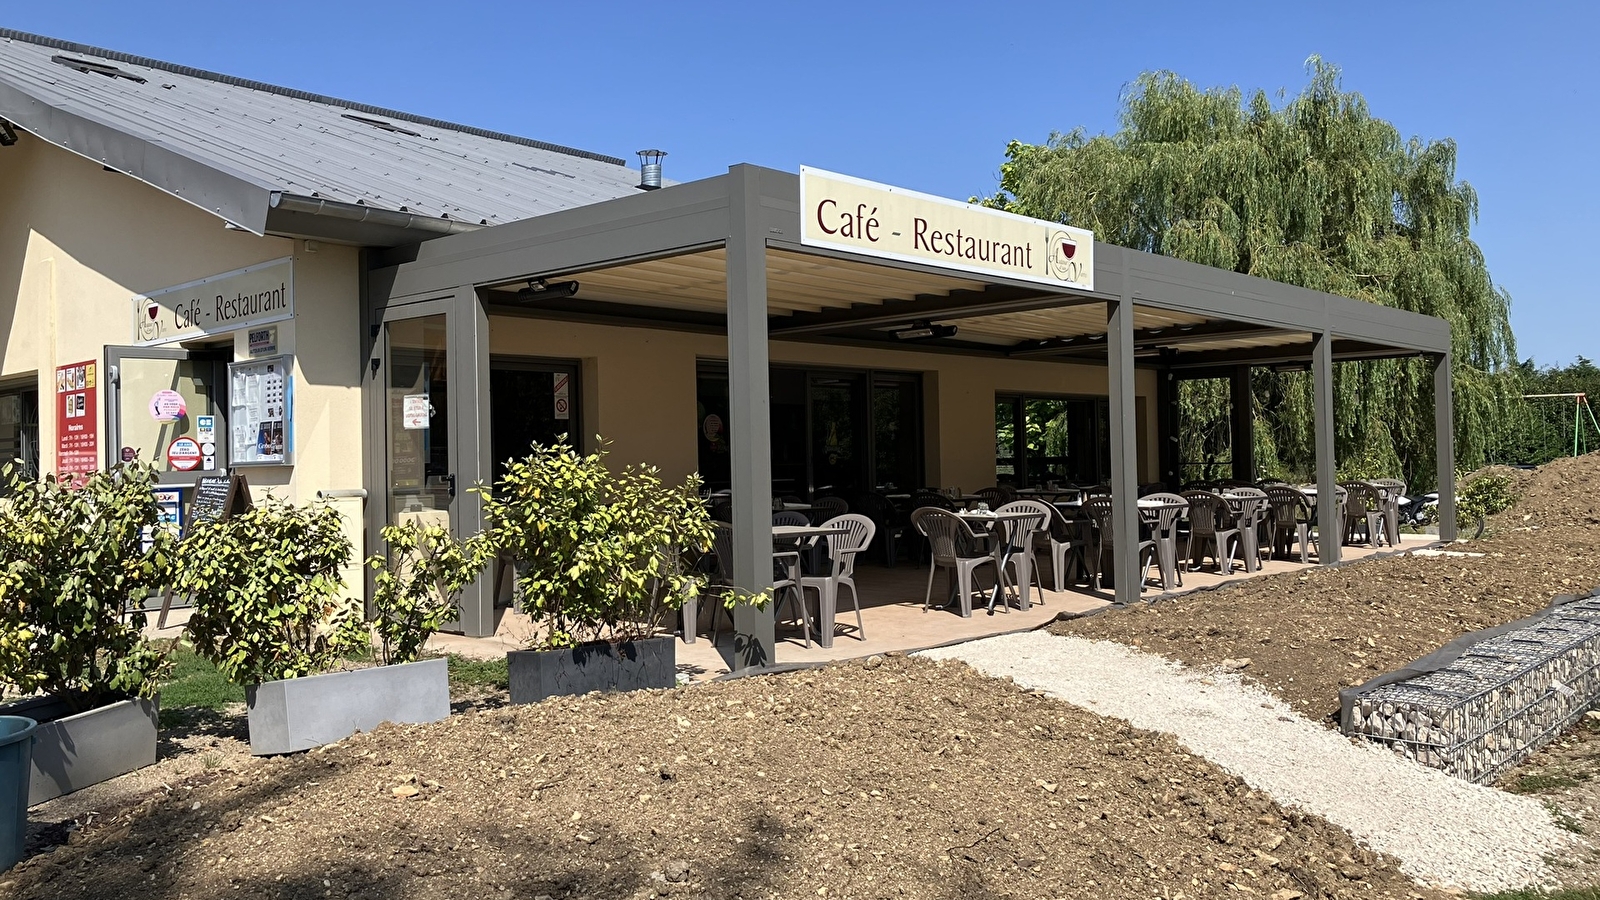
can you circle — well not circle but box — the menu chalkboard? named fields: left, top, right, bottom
left=191, top=473, right=251, bottom=523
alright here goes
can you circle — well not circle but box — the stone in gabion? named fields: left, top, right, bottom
left=1344, top=595, right=1600, bottom=784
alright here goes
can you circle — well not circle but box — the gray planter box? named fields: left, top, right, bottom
left=245, top=658, right=449, bottom=756
left=508, top=636, right=675, bottom=704
left=0, top=694, right=158, bottom=806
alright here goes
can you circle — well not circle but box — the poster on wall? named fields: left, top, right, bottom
left=55, top=359, right=98, bottom=482
left=227, top=355, right=293, bottom=466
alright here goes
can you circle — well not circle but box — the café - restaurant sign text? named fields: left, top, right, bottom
left=799, top=167, right=1093, bottom=292
left=132, top=258, right=294, bottom=345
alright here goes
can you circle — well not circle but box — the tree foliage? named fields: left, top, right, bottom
left=1493, top=357, right=1600, bottom=464
left=984, top=59, right=1519, bottom=487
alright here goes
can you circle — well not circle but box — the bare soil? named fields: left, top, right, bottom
left=4, top=656, right=1446, bottom=900
left=1054, top=455, right=1600, bottom=724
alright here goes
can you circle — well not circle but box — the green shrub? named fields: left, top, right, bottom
left=172, top=495, right=365, bottom=685
left=475, top=439, right=714, bottom=650
left=0, top=462, right=172, bottom=706
left=1459, top=471, right=1518, bottom=523
left=1422, top=470, right=1519, bottom=528
left=367, top=520, right=489, bottom=665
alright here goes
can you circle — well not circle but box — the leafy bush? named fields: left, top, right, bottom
left=367, top=520, right=489, bottom=665
left=1459, top=471, right=1518, bottom=524
left=172, top=495, right=365, bottom=685
left=1419, top=470, right=1519, bottom=529
left=0, top=462, right=172, bottom=706
left=475, top=440, right=714, bottom=650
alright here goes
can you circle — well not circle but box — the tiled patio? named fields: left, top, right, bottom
left=424, top=533, right=1439, bottom=679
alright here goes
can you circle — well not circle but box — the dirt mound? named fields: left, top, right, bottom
left=1490, top=452, right=1600, bottom=528
left=1, top=657, right=1444, bottom=900
left=1054, top=526, right=1600, bottom=724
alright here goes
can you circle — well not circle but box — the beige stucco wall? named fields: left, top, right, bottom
left=487, top=314, right=1161, bottom=491
left=0, top=133, right=362, bottom=503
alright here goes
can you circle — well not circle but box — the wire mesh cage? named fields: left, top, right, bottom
left=1345, top=596, right=1600, bottom=784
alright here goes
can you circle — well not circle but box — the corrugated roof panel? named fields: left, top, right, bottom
left=0, top=29, right=645, bottom=228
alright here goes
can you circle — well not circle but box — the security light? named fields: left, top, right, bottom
left=893, top=321, right=957, bottom=340
left=0, top=120, right=16, bottom=147
left=515, top=278, right=580, bottom=301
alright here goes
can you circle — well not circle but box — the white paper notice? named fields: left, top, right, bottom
left=403, top=394, right=430, bottom=430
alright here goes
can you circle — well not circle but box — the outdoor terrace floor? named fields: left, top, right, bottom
left=422, top=533, right=1439, bottom=680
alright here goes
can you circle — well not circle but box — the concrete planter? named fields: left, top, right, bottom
left=0, top=693, right=159, bottom=806
left=508, top=636, right=676, bottom=704
left=245, top=657, right=449, bottom=756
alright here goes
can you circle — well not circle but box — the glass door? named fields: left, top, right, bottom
left=384, top=314, right=453, bottom=531
left=809, top=371, right=867, bottom=497
left=106, top=346, right=229, bottom=485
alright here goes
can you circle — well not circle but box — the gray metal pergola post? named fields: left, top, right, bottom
left=1108, top=291, right=1140, bottom=604
left=1230, top=366, right=1255, bottom=481
left=726, top=165, right=776, bottom=670
left=1312, top=331, right=1341, bottom=564
left=451, top=283, right=494, bottom=635
left=1434, top=352, right=1457, bottom=541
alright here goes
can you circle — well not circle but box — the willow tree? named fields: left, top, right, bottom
left=984, top=59, right=1518, bottom=487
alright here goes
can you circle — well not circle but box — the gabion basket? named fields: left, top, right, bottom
left=1344, top=595, right=1600, bottom=784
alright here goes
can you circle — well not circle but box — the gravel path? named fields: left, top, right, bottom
left=921, top=630, right=1579, bottom=893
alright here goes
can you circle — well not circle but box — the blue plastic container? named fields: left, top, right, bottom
left=0, top=715, right=37, bottom=871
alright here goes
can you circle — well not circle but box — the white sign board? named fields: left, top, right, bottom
left=402, top=395, right=430, bottom=430
left=133, top=258, right=294, bottom=345
left=553, top=373, right=570, bottom=421
left=799, top=167, right=1093, bottom=292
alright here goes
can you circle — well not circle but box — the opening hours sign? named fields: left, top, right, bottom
left=55, top=359, right=99, bottom=480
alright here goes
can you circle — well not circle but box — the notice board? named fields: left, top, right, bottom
left=55, top=359, right=99, bottom=479
left=228, top=355, right=293, bottom=466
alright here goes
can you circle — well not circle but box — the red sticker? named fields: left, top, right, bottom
left=167, top=437, right=202, bottom=472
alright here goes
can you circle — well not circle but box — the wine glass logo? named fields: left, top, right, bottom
left=1046, top=230, right=1083, bottom=284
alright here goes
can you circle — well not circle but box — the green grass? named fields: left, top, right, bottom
left=156, top=643, right=245, bottom=727
left=445, top=654, right=508, bottom=691
left=1475, top=888, right=1600, bottom=899
left=1508, top=772, right=1586, bottom=794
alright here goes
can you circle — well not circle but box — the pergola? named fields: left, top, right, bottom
left=365, top=164, right=1458, bottom=665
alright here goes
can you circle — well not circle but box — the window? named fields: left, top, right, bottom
left=995, top=393, right=1110, bottom=487
left=0, top=383, right=41, bottom=484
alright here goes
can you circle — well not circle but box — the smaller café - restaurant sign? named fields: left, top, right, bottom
left=133, top=258, right=294, bottom=345
left=798, top=167, right=1093, bottom=292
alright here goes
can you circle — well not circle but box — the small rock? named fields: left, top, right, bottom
left=864, top=655, right=884, bottom=669
left=1038, top=780, right=1059, bottom=794
left=663, top=859, right=690, bottom=883
left=1271, top=891, right=1303, bottom=900
left=392, top=785, right=420, bottom=799
left=576, top=831, right=599, bottom=844
left=1222, top=657, right=1252, bottom=671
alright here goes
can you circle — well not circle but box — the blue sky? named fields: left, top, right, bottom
left=9, top=2, right=1595, bottom=365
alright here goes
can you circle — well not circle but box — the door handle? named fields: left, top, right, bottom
left=446, top=473, right=457, bottom=498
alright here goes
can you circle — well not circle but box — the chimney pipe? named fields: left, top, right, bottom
left=637, top=149, right=666, bottom=190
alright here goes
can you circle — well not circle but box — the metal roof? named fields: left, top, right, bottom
left=0, top=28, right=647, bottom=242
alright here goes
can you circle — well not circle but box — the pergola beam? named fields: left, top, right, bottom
left=1007, top=321, right=1293, bottom=358
left=769, top=285, right=1096, bottom=337
left=1166, top=339, right=1418, bottom=370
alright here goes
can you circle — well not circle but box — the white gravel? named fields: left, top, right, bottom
left=920, top=630, right=1579, bottom=893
